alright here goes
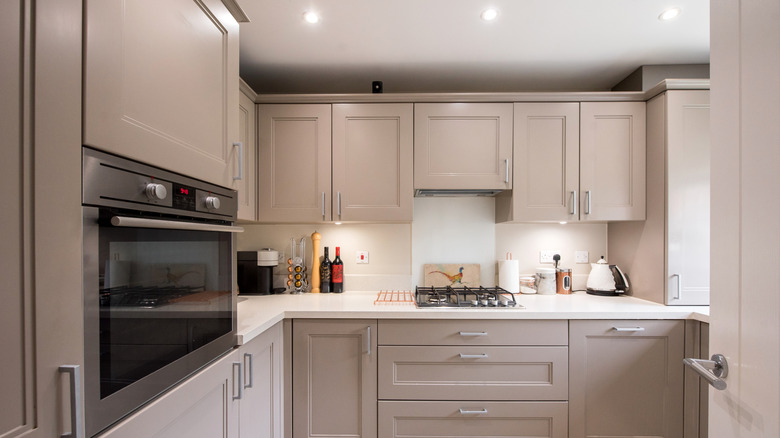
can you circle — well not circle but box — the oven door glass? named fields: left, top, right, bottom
left=84, top=208, right=236, bottom=435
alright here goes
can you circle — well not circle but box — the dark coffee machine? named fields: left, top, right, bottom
left=238, top=249, right=279, bottom=295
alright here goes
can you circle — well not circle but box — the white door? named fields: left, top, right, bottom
left=707, top=0, right=780, bottom=436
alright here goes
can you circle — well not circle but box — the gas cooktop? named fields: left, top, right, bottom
left=415, top=286, right=523, bottom=309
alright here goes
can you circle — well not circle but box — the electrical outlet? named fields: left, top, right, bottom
left=356, top=251, right=369, bottom=264
left=576, top=251, right=589, bottom=264
left=539, top=250, right=560, bottom=264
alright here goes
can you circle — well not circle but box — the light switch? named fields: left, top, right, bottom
left=356, top=251, right=369, bottom=264
left=576, top=251, right=589, bottom=264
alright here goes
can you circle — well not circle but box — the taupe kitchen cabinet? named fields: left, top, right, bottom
left=100, top=321, right=284, bottom=438
left=569, top=320, right=685, bottom=438
left=292, top=319, right=377, bottom=438
left=83, top=0, right=243, bottom=188
left=498, top=102, right=645, bottom=223
left=237, top=84, right=258, bottom=221
left=377, top=320, right=569, bottom=438
left=258, top=104, right=413, bottom=222
left=609, top=91, right=710, bottom=305
left=2, top=0, right=84, bottom=436
left=684, top=321, right=709, bottom=438
left=97, top=349, right=241, bottom=438
left=414, top=103, right=513, bottom=191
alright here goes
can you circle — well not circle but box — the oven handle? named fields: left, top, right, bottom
left=110, top=216, right=244, bottom=233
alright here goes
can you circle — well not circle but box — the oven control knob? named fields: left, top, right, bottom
left=205, top=196, right=221, bottom=210
left=145, top=183, right=167, bottom=200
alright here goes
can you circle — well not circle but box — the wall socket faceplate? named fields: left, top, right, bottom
left=356, top=251, right=369, bottom=264
left=539, top=250, right=560, bottom=264
left=575, top=251, right=589, bottom=263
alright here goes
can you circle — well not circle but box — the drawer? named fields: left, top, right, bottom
left=378, top=345, right=568, bottom=400
left=378, top=319, right=568, bottom=346
left=379, top=401, right=568, bottom=438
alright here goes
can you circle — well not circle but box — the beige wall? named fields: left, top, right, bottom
left=238, top=197, right=608, bottom=291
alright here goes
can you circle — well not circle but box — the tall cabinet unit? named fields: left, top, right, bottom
left=414, top=103, right=513, bottom=191
left=569, top=320, right=685, bottom=438
left=83, top=0, right=242, bottom=188
left=609, top=90, right=710, bottom=305
left=292, top=320, right=377, bottom=438
left=332, top=104, right=414, bottom=222
left=2, top=0, right=84, bottom=437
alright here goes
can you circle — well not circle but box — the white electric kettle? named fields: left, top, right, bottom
left=586, top=256, right=630, bottom=296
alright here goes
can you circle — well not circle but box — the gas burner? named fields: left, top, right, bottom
left=414, top=286, right=523, bottom=309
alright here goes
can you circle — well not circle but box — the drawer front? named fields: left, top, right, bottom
left=378, top=345, right=568, bottom=400
left=378, top=319, right=568, bottom=346
left=379, top=401, right=568, bottom=438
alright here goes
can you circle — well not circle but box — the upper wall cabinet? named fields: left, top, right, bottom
left=257, top=104, right=332, bottom=223
left=257, top=104, right=413, bottom=223
left=414, top=103, right=513, bottom=191
left=498, top=101, right=645, bottom=223
left=238, top=88, right=257, bottom=221
left=83, top=0, right=241, bottom=188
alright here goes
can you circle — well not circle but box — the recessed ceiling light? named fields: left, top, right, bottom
left=658, top=7, right=681, bottom=21
left=481, top=8, right=499, bottom=21
left=303, top=11, right=320, bottom=24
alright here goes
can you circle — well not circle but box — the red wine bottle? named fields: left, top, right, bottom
left=331, top=247, right=343, bottom=293
left=320, top=247, right=332, bottom=293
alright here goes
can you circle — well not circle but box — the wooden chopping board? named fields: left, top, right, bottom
left=424, top=264, right=480, bottom=287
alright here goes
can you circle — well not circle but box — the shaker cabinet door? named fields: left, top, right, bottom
left=332, top=104, right=413, bottom=222
left=257, top=104, right=332, bottom=222
left=237, top=89, right=258, bottom=221
left=83, top=0, right=241, bottom=188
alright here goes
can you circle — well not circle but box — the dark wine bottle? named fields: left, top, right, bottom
left=320, top=247, right=332, bottom=293
left=331, top=246, right=344, bottom=293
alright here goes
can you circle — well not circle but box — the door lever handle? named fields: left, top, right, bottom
left=683, top=354, right=729, bottom=390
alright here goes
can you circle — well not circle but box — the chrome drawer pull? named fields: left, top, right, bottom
left=459, top=408, right=488, bottom=415
left=458, top=331, right=488, bottom=336
left=459, top=353, right=488, bottom=359
left=59, top=365, right=84, bottom=438
left=612, top=326, right=646, bottom=332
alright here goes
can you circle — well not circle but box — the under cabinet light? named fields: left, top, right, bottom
left=658, top=7, right=681, bottom=21
left=303, top=11, right=320, bottom=24
left=481, top=8, right=499, bottom=21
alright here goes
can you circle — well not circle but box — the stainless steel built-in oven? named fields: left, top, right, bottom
left=82, top=147, right=243, bottom=437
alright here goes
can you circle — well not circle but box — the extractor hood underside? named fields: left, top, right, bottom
left=414, top=189, right=504, bottom=197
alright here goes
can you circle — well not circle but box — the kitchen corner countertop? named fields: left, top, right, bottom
left=236, top=291, right=710, bottom=345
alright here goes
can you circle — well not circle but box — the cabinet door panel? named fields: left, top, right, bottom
left=332, top=104, right=413, bottom=221
left=84, top=0, right=239, bottom=187
left=580, top=102, right=646, bottom=221
left=239, top=322, right=283, bottom=438
left=415, top=103, right=513, bottom=190
left=293, top=319, right=377, bottom=438
left=379, top=401, right=568, bottom=438
left=666, top=91, right=710, bottom=305
left=512, top=103, right=580, bottom=222
left=569, top=320, right=684, bottom=438
left=237, top=90, right=257, bottom=221
left=257, top=105, right=331, bottom=222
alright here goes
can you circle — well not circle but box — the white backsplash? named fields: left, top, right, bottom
left=237, top=197, right=607, bottom=291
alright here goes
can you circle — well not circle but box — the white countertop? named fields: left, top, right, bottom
left=236, top=290, right=709, bottom=344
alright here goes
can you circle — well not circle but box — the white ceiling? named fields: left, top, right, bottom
left=238, top=0, right=710, bottom=94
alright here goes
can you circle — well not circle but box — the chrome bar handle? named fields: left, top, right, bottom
left=233, top=142, right=243, bottom=180
left=571, top=191, right=578, bottom=215
left=243, top=353, right=253, bottom=389
left=459, top=353, right=488, bottom=359
left=671, top=273, right=682, bottom=300
left=504, top=159, right=510, bottom=183
left=110, top=216, right=244, bottom=233
left=59, top=365, right=84, bottom=438
left=683, top=354, right=729, bottom=390
left=232, top=362, right=242, bottom=400
left=364, top=326, right=371, bottom=355
left=337, top=192, right=342, bottom=217
left=612, top=326, right=645, bottom=332
left=585, top=190, right=592, bottom=215
left=321, top=192, right=326, bottom=218
left=459, top=331, right=488, bottom=337
left=459, top=408, right=488, bottom=415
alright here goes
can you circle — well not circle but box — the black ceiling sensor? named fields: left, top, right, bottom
left=372, top=81, right=383, bottom=93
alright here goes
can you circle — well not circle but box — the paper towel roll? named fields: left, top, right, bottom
left=498, top=260, right=520, bottom=293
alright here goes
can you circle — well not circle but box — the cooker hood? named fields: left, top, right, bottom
left=414, top=189, right=504, bottom=197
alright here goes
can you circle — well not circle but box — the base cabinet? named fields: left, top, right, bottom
left=292, top=319, right=377, bottom=438
left=239, top=322, right=284, bottom=438
left=568, top=320, right=684, bottom=438
left=378, top=401, right=568, bottom=438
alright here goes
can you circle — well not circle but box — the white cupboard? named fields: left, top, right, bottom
left=498, top=102, right=645, bottom=222
left=414, top=103, right=513, bottom=191
left=609, top=90, right=710, bottom=305
left=83, top=0, right=242, bottom=188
